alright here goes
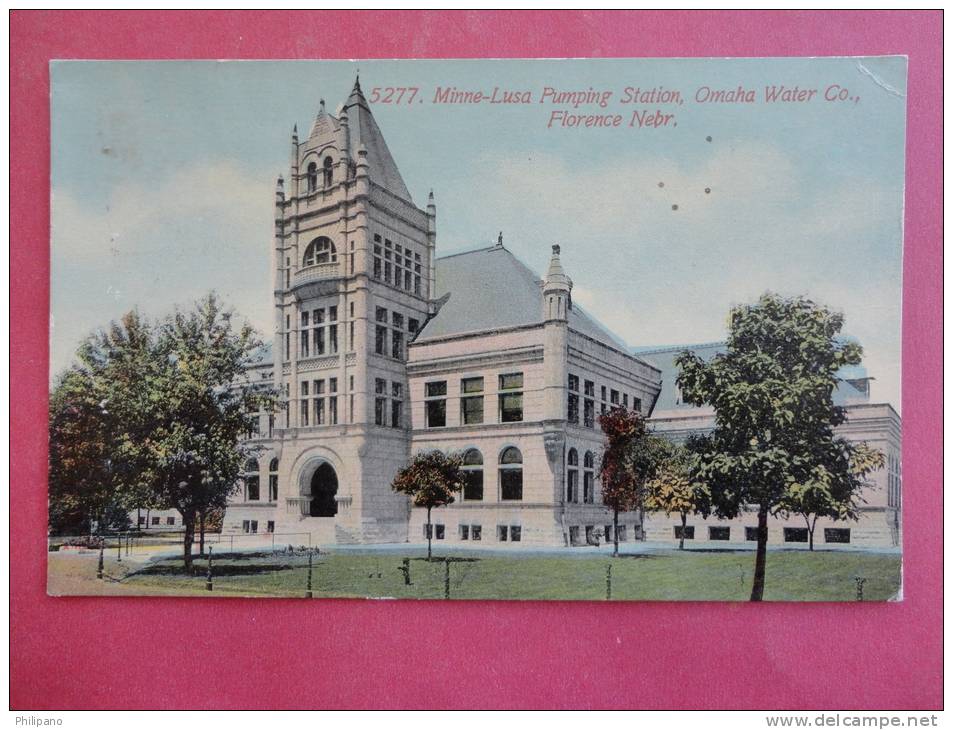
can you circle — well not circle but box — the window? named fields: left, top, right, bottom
left=138, top=517, right=145, bottom=525
left=152, top=516, right=160, bottom=526
left=461, top=376, right=484, bottom=425
left=166, top=517, right=175, bottom=526
left=784, top=527, right=809, bottom=543
left=499, top=373, right=524, bottom=423
left=510, top=526, right=522, bottom=542
left=567, top=374, right=579, bottom=424
left=499, top=447, right=523, bottom=501
left=242, top=520, right=259, bottom=534
left=616, top=525, right=628, bottom=542
left=269, top=458, right=279, bottom=501
left=745, top=526, right=761, bottom=542
left=245, top=459, right=260, bottom=501
left=623, top=393, right=629, bottom=409
left=300, top=380, right=310, bottom=426
left=583, top=451, right=595, bottom=504
left=459, top=524, right=469, bottom=540
left=306, top=162, right=317, bottom=192
left=462, top=449, right=484, bottom=501
left=583, top=397, right=595, bottom=428
left=674, top=525, right=695, bottom=540
left=425, top=381, right=447, bottom=428
left=568, top=525, right=580, bottom=545
left=471, top=525, right=482, bottom=541
left=392, top=323, right=404, bottom=360
left=267, top=521, right=275, bottom=533
left=375, top=379, right=387, bottom=426
left=302, top=237, right=337, bottom=267
left=824, top=528, right=851, bottom=544
left=709, top=526, right=730, bottom=541
left=610, top=389, right=620, bottom=406
left=435, top=524, right=445, bottom=540
left=328, top=378, right=338, bottom=425
left=323, top=156, right=333, bottom=187
left=566, top=448, right=578, bottom=503
left=604, top=524, right=613, bottom=543
left=375, top=306, right=387, bottom=356
left=391, top=382, right=403, bottom=428
left=633, top=397, right=642, bottom=414
left=498, top=525, right=508, bottom=542
left=373, top=242, right=382, bottom=280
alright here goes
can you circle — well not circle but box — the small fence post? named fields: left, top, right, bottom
left=125, top=533, right=130, bottom=557
left=205, top=547, right=214, bottom=591
left=398, top=557, right=411, bottom=585
left=606, top=563, right=612, bottom=600
left=97, top=543, right=104, bottom=580
left=444, top=560, right=451, bottom=600
left=116, top=533, right=122, bottom=563
left=855, top=576, right=866, bottom=602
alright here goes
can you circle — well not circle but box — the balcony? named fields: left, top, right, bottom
left=290, top=262, right=343, bottom=299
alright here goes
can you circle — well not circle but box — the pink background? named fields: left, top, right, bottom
left=11, top=11, right=942, bottom=710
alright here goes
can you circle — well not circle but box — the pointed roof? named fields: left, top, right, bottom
left=418, top=245, right=631, bottom=352
left=343, top=77, right=413, bottom=203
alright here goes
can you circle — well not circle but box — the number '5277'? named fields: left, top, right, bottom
left=368, top=87, right=420, bottom=104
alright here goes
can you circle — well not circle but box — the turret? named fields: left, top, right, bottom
left=542, top=244, right=572, bottom=321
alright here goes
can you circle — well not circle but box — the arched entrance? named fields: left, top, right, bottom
left=309, top=463, right=338, bottom=517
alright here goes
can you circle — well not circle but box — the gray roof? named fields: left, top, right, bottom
left=637, top=342, right=871, bottom=411
left=419, top=245, right=632, bottom=352
left=343, top=80, right=413, bottom=203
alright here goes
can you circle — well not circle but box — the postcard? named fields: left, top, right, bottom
left=47, top=57, right=906, bottom=601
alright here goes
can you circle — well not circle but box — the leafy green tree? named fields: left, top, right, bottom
left=597, top=408, right=668, bottom=556
left=48, top=295, right=272, bottom=571
left=48, top=312, right=158, bottom=535
left=140, top=294, right=272, bottom=570
left=644, top=440, right=711, bottom=550
left=676, top=292, right=885, bottom=600
left=391, top=450, right=465, bottom=560
left=779, top=442, right=885, bottom=551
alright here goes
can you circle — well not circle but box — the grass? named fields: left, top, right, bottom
left=49, top=546, right=902, bottom=601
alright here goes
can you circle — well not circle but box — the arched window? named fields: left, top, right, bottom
left=583, top=451, right=595, bottom=504
left=323, top=156, right=333, bottom=187
left=306, top=162, right=318, bottom=192
left=499, top=446, right=523, bottom=501
left=268, top=458, right=279, bottom=502
left=245, top=458, right=260, bottom=501
left=461, top=449, right=484, bottom=501
left=303, top=237, right=337, bottom=266
left=566, top=448, right=579, bottom=503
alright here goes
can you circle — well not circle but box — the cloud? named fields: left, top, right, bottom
left=51, top=160, right=275, bottom=376
left=445, top=143, right=902, bottom=409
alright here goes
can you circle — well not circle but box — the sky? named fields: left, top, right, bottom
left=51, top=57, right=907, bottom=408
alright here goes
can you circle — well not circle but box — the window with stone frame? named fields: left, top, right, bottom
left=373, top=234, right=383, bottom=280
left=374, top=378, right=387, bottom=427
left=425, top=380, right=447, bottom=428
left=375, top=306, right=388, bottom=355
left=328, top=378, right=338, bottom=425
left=391, top=382, right=403, bottom=428
left=299, top=380, right=310, bottom=426
left=499, top=446, right=523, bottom=501
left=460, top=376, right=484, bottom=425
left=567, top=374, right=580, bottom=424
left=391, top=311, right=404, bottom=360
left=244, top=459, right=260, bottom=501
left=302, top=237, right=337, bottom=267
left=461, top=448, right=484, bottom=501
left=583, top=451, right=595, bottom=504
left=268, top=458, right=279, bottom=501
left=498, top=372, right=524, bottom=423
left=566, top=448, right=579, bottom=503
left=584, top=380, right=595, bottom=427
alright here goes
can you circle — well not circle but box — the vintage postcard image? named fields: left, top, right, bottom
left=48, top=57, right=905, bottom=600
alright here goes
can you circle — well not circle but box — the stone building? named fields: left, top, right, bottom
left=218, top=78, right=901, bottom=549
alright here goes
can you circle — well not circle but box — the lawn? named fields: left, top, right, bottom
left=50, top=546, right=902, bottom=601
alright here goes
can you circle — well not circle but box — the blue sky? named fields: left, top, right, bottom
left=51, top=57, right=906, bottom=408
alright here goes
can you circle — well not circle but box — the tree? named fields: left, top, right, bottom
left=139, top=293, right=272, bottom=571
left=48, top=294, right=272, bottom=572
left=48, top=312, right=159, bottom=535
left=644, top=439, right=711, bottom=550
left=391, top=450, right=465, bottom=560
left=778, top=442, right=884, bottom=551
left=676, top=292, right=885, bottom=600
left=597, top=408, right=668, bottom=556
